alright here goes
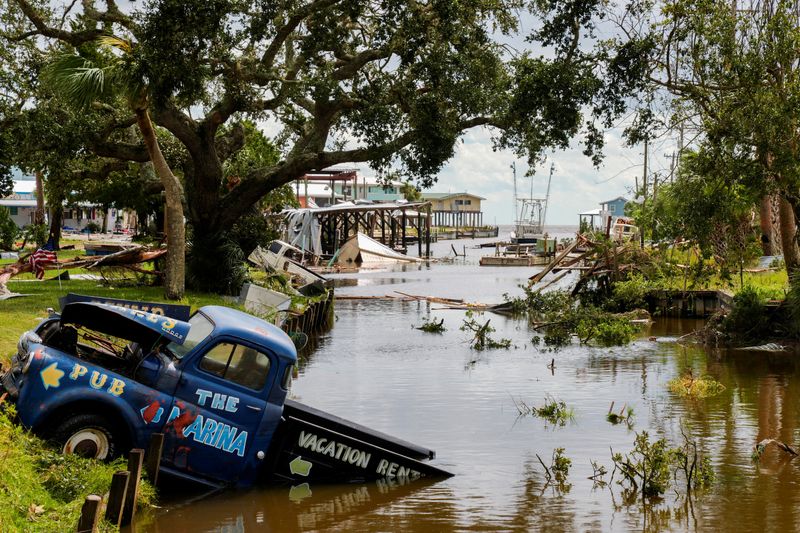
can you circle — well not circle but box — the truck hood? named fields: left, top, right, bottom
left=60, top=302, right=192, bottom=346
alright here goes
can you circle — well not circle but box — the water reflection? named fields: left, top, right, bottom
left=135, top=478, right=451, bottom=532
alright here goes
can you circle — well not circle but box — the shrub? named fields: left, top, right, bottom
left=22, top=223, right=47, bottom=247
left=720, top=285, right=770, bottom=344
left=611, top=273, right=654, bottom=311
left=0, top=206, right=18, bottom=250
left=84, top=221, right=102, bottom=234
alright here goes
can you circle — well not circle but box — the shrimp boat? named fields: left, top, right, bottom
left=509, top=162, right=554, bottom=254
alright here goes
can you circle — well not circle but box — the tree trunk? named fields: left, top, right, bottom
left=34, top=170, right=45, bottom=226
left=48, top=203, right=63, bottom=250
left=759, top=194, right=777, bottom=256
left=135, top=107, right=185, bottom=300
left=778, top=196, right=800, bottom=274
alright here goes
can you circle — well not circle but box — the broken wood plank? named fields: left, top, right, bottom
left=528, top=238, right=581, bottom=285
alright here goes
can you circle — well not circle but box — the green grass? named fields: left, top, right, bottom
left=0, top=407, right=154, bottom=531
left=0, top=279, right=237, bottom=361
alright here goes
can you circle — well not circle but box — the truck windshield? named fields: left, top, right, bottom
left=166, top=313, right=214, bottom=359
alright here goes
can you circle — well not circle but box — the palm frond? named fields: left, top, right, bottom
left=97, top=35, right=133, bottom=54
left=42, top=54, right=116, bottom=109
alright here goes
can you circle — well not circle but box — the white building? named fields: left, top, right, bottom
left=0, top=180, right=38, bottom=227
left=1, top=178, right=133, bottom=231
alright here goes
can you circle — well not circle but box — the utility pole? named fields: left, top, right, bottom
left=640, top=137, right=649, bottom=248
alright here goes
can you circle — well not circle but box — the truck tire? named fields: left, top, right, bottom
left=51, top=413, right=122, bottom=460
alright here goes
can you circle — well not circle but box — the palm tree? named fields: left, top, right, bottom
left=43, top=36, right=185, bottom=299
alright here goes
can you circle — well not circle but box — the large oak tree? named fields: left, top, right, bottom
left=6, top=0, right=643, bottom=290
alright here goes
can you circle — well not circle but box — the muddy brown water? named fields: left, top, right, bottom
left=137, top=235, right=800, bottom=532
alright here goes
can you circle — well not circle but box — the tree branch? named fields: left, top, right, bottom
left=12, top=0, right=104, bottom=46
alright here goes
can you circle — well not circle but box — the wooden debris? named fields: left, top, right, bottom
left=754, top=438, right=799, bottom=460
left=0, top=246, right=166, bottom=295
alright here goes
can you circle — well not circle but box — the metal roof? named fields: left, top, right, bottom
left=600, top=196, right=628, bottom=204
left=0, top=199, right=37, bottom=207
left=420, top=192, right=486, bottom=200
left=283, top=201, right=429, bottom=215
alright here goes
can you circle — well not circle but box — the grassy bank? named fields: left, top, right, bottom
left=0, top=279, right=232, bottom=530
left=0, top=407, right=154, bottom=531
left=1, top=279, right=237, bottom=359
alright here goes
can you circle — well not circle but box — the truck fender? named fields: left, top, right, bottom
left=29, top=388, right=139, bottom=447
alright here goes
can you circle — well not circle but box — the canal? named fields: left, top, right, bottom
left=139, top=233, right=800, bottom=532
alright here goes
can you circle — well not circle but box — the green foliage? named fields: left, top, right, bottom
left=7, top=0, right=641, bottom=280
left=611, top=274, right=655, bottom=311
left=227, top=208, right=281, bottom=258
left=460, top=311, right=512, bottom=350
left=415, top=317, right=446, bottom=333
left=720, top=286, right=771, bottom=344
left=0, top=406, right=154, bottom=531
left=612, top=430, right=714, bottom=499
left=536, top=447, right=572, bottom=489
left=83, top=222, right=102, bottom=234
left=515, top=395, right=574, bottom=427
left=400, top=181, right=422, bottom=202
left=517, top=289, right=639, bottom=349
left=22, top=223, right=47, bottom=247
left=667, top=373, right=726, bottom=399
left=187, top=234, right=249, bottom=296
left=611, top=432, right=674, bottom=498
left=0, top=206, right=18, bottom=250
left=606, top=405, right=635, bottom=427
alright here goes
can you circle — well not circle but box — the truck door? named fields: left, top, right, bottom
left=162, top=340, right=277, bottom=483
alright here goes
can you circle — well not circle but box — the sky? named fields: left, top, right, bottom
left=343, top=126, right=678, bottom=226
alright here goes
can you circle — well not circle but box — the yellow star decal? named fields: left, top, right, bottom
left=40, top=363, right=64, bottom=390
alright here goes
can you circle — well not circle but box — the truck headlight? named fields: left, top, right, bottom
left=17, top=331, right=42, bottom=360
left=21, top=354, right=34, bottom=374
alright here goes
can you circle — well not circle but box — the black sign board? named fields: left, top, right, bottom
left=58, top=293, right=192, bottom=321
left=266, top=413, right=453, bottom=484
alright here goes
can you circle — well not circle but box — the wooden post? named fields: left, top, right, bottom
left=122, top=448, right=144, bottom=525
left=145, top=432, right=165, bottom=486
left=425, top=204, right=431, bottom=258
left=417, top=213, right=423, bottom=257
left=401, top=209, right=407, bottom=251
left=76, top=495, right=102, bottom=533
left=104, top=470, right=130, bottom=527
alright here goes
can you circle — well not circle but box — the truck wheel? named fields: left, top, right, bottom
left=51, top=414, right=121, bottom=460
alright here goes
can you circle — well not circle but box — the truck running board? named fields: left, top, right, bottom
left=265, top=400, right=453, bottom=483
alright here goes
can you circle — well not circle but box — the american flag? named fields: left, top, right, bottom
left=29, top=242, right=57, bottom=280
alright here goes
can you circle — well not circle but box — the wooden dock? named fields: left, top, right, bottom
left=479, top=255, right=550, bottom=266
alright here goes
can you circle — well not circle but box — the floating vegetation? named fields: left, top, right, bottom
left=514, top=395, right=574, bottom=427
left=667, top=372, right=725, bottom=398
left=415, top=317, right=446, bottom=333
left=537, top=447, right=571, bottom=486
left=606, top=401, right=634, bottom=427
left=461, top=311, right=513, bottom=350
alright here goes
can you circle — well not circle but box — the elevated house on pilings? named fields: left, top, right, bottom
left=419, top=192, right=486, bottom=228
left=281, top=202, right=433, bottom=259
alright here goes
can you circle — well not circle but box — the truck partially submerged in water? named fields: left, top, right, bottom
left=0, top=298, right=450, bottom=487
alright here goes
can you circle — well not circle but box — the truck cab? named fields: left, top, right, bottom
left=1, top=300, right=450, bottom=487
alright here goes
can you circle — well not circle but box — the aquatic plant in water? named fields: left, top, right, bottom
left=667, top=372, right=725, bottom=399
left=606, top=402, right=634, bottom=427
left=514, top=395, right=574, bottom=426
left=415, top=317, right=446, bottom=333
left=537, top=447, right=572, bottom=486
left=461, top=311, right=512, bottom=350
left=610, top=430, right=714, bottom=499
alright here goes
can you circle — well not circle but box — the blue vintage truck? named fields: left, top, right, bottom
left=1, top=298, right=450, bottom=487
